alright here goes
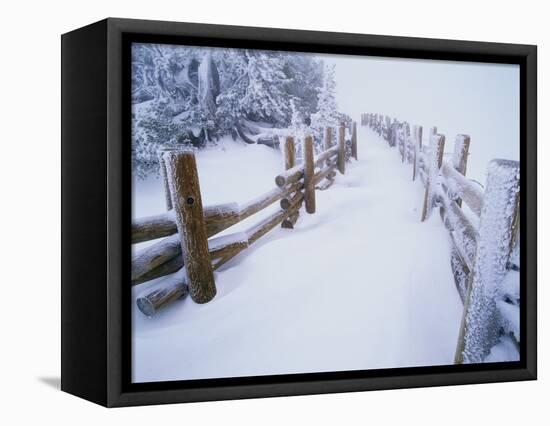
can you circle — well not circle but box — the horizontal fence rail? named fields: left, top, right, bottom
left=132, top=123, right=358, bottom=316
left=362, top=112, right=520, bottom=365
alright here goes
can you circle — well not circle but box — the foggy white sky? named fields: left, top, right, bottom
left=322, top=53, right=520, bottom=183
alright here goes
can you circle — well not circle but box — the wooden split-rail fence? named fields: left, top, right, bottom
left=132, top=123, right=358, bottom=317
left=362, top=112, right=520, bottom=365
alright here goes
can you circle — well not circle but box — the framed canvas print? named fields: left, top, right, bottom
left=61, top=18, right=537, bottom=407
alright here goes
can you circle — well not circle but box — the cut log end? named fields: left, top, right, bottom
left=136, top=297, right=157, bottom=317
left=136, top=283, right=189, bottom=317
left=281, top=211, right=299, bottom=229
left=280, top=191, right=304, bottom=211
left=275, top=175, right=287, bottom=187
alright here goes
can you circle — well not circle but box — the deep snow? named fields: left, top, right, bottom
left=131, top=125, right=464, bottom=383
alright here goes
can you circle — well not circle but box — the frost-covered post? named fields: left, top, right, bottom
left=284, top=136, right=296, bottom=170
left=303, top=135, right=316, bottom=214
left=452, top=135, right=471, bottom=207
left=412, top=125, right=423, bottom=181
left=157, top=147, right=179, bottom=211
left=403, top=123, right=411, bottom=163
left=164, top=150, right=216, bottom=304
left=455, top=159, right=520, bottom=363
left=399, top=122, right=407, bottom=163
left=420, top=133, right=445, bottom=222
left=324, top=126, right=333, bottom=151
left=351, top=122, right=358, bottom=160
left=338, top=125, right=346, bottom=174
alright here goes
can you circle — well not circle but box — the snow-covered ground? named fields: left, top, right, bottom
left=131, top=124, right=464, bottom=383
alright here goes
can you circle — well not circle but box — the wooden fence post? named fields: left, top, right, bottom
left=284, top=136, right=296, bottom=170
left=452, top=134, right=471, bottom=208
left=157, top=147, right=177, bottom=211
left=405, top=123, right=412, bottom=163
left=324, top=126, right=333, bottom=151
left=399, top=122, right=407, bottom=163
left=420, top=133, right=445, bottom=221
left=163, top=150, right=216, bottom=304
left=412, top=125, right=423, bottom=181
left=455, top=159, right=520, bottom=363
left=303, top=135, right=316, bottom=214
left=351, top=122, right=358, bottom=160
left=338, top=125, right=346, bottom=174
left=282, top=135, right=301, bottom=227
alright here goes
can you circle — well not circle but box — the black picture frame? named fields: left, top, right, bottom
left=61, top=17, right=537, bottom=407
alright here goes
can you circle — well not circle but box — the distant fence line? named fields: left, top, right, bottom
left=132, top=123, right=358, bottom=316
left=362, top=112, right=520, bottom=365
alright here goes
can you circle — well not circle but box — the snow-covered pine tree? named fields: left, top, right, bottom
left=131, top=43, right=329, bottom=177
left=289, top=99, right=305, bottom=139
left=215, top=49, right=249, bottom=138
left=310, top=64, right=339, bottom=150
left=284, top=54, right=324, bottom=121
left=240, top=50, right=291, bottom=125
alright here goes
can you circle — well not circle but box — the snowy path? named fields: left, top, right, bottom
left=132, top=126, right=464, bottom=383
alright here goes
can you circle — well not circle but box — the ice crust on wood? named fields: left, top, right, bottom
left=461, top=159, right=519, bottom=363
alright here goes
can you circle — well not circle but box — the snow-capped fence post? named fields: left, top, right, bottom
left=338, top=125, right=346, bottom=174
left=163, top=150, right=217, bottom=304
left=303, top=135, right=316, bottom=214
left=452, top=135, right=471, bottom=208
left=420, top=133, right=445, bottom=222
left=284, top=136, right=296, bottom=170
left=455, top=159, right=520, bottom=364
left=351, top=122, right=358, bottom=160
